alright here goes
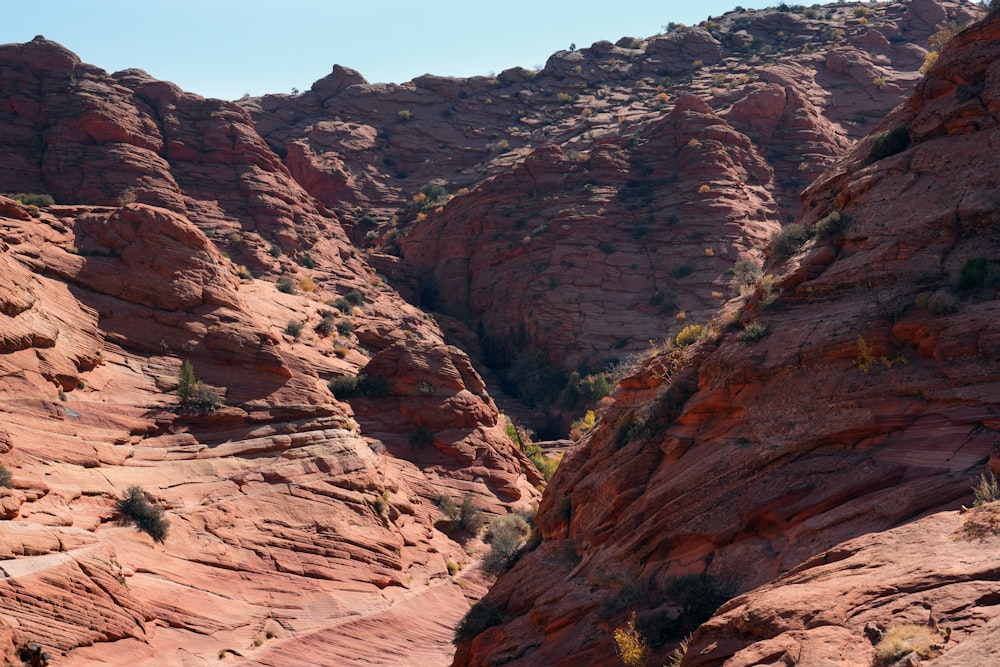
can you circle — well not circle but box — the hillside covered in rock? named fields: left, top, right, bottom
left=0, top=36, right=540, bottom=666
left=0, top=0, right=996, bottom=665
left=454, top=7, right=1000, bottom=666
left=243, top=0, right=983, bottom=433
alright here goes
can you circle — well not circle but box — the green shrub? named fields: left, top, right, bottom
left=315, top=310, right=337, bottom=336
left=327, top=374, right=389, bottom=399
left=737, top=321, right=768, bottom=342
left=453, top=600, right=505, bottom=644
left=922, top=289, right=958, bottom=314
left=285, top=320, right=303, bottom=339
left=397, top=108, right=413, bottom=122
left=332, top=298, right=352, bottom=313
left=481, top=514, right=531, bottom=577
left=958, top=257, right=991, bottom=289
left=435, top=493, right=483, bottom=538
left=116, top=486, right=169, bottom=542
left=344, top=289, right=365, bottom=305
left=410, top=425, right=434, bottom=448
left=269, top=242, right=282, bottom=258
left=176, top=361, right=220, bottom=412
left=675, top=324, right=705, bottom=347
left=276, top=276, right=296, bottom=294
left=974, top=472, right=1000, bottom=506
left=300, top=252, right=315, bottom=269
left=14, top=193, right=54, bottom=207
left=770, top=223, right=814, bottom=260
left=868, top=126, right=910, bottom=163
left=815, top=210, right=843, bottom=239
left=336, top=319, right=355, bottom=335
left=0, top=464, right=12, bottom=488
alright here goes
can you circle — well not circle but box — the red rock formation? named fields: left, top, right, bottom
left=684, top=508, right=1000, bottom=665
left=0, top=35, right=541, bottom=665
left=455, top=8, right=1000, bottom=665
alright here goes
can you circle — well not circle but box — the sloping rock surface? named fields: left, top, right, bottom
left=454, top=9, right=1000, bottom=666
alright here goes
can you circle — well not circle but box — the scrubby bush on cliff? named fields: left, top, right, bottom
left=453, top=600, right=505, bottom=644
left=176, top=361, right=220, bottom=412
left=435, top=493, right=483, bottom=538
left=873, top=624, right=946, bottom=665
left=867, top=126, right=910, bottom=163
left=973, top=472, right=1000, bottom=506
left=116, top=486, right=169, bottom=542
left=958, top=256, right=997, bottom=289
left=13, top=193, right=54, bottom=207
left=275, top=276, right=296, bottom=294
left=613, top=613, right=648, bottom=667
left=327, top=374, right=389, bottom=399
left=0, top=464, right=12, bottom=488
left=481, top=514, right=532, bottom=577
left=770, top=223, right=814, bottom=260
left=675, top=324, right=705, bottom=347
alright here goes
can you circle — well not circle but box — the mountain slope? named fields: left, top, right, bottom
left=454, top=8, right=1000, bottom=665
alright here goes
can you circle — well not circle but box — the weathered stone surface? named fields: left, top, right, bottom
left=456, top=10, right=1000, bottom=666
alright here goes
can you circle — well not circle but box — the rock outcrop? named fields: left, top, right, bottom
left=0, top=34, right=540, bottom=665
left=454, top=8, right=1000, bottom=666
left=242, top=1, right=983, bottom=418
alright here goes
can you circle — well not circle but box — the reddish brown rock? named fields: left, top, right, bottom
left=455, top=10, right=1000, bottom=666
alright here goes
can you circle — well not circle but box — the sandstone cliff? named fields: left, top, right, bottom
left=244, top=0, right=983, bottom=426
left=454, top=8, right=1000, bottom=666
left=0, top=36, right=540, bottom=665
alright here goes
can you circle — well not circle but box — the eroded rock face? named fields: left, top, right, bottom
left=0, top=37, right=541, bottom=665
left=684, top=508, right=1000, bottom=666
left=455, top=10, right=1000, bottom=666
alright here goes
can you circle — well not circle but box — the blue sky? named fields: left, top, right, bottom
left=5, top=1, right=772, bottom=100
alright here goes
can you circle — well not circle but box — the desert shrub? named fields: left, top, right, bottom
left=300, top=252, right=315, bottom=269
left=344, top=288, right=365, bottom=305
left=336, top=319, right=355, bottom=335
left=315, top=310, right=337, bottom=336
left=446, top=561, right=460, bottom=576
left=613, top=613, right=649, bottom=667
left=924, top=289, right=957, bottom=314
left=327, top=374, right=388, bottom=399
left=454, top=495, right=484, bottom=536
left=730, top=258, right=763, bottom=299
left=177, top=360, right=197, bottom=403
left=453, top=600, right=505, bottom=644
left=374, top=491, right=391, bottom=521
left=436, top=493, right=484, bottom=538
left=815, top=210, right=843, bottom=239
left=116, top=486, right=169, bottom=542
left=973, top=472, right=1000, bottom=506
left=664, top=635, right=690, bottom=667
left=481, top=514, right=531, bottom=577
left=559, top=370, right=612, bottom=409
left=285, top=320, right=303, bottom=339
left=661, top=574, right=730, bottom=634
left=0, top=464, right=12, bottom=488
left=770, top=223, right=814, bottom=260
left=269, top=242, right=282, bottom=257
left=873, top=624, right=946, bottom=665
left=14, top=193, right=54, bottom=207
left=868, top=126, right=910, bottom=163
left=332, top=297, right=352, bottom=313
left=275, top=276, right=296, bottom=294
left=397, top=108, right=413, bottom=121
left=523, top=443, right=561, bottom=481
left=420, top=183, right=448, bottom=205
left=675, top=324, right=705, bottom=347
left=409, top=425, right=433, bottom=449
left=738, top=321, right=768, bottom=342
left=958, top=256, right=991, bottom=289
